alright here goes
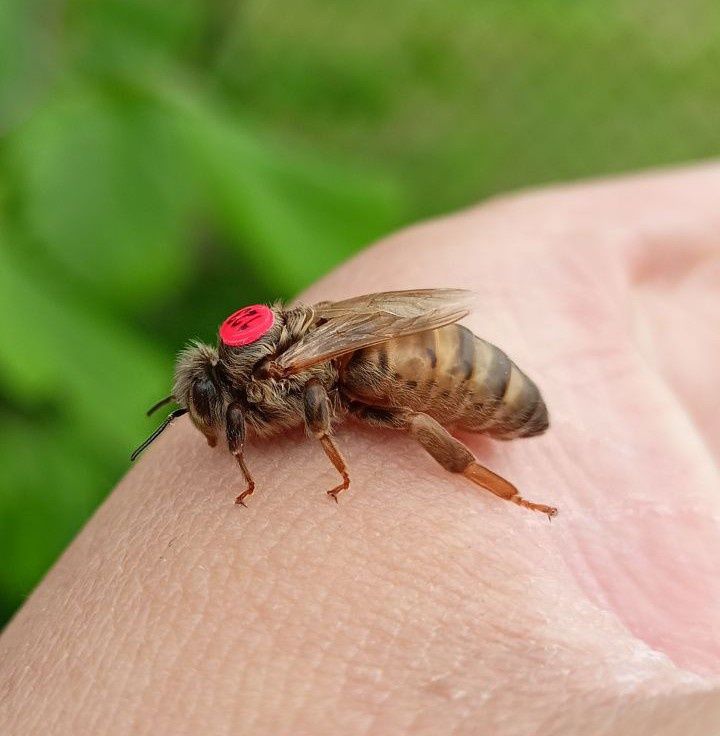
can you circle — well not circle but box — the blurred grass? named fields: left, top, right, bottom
left=1, top=0, right=719, bottom=625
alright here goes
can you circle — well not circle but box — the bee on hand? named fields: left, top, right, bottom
left=133, top=289, right=557, bottom=518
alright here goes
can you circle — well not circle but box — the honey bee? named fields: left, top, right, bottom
left=133, top=289, right=557, bottom=517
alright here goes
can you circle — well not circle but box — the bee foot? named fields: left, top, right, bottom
left=327, top=490, right=340, bottom=504
left=235, top=492, right=253, bottom=507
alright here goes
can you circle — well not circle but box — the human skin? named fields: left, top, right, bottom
left=1, top=164, right=720, bottom=736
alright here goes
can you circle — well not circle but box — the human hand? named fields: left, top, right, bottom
left=1, top=164, right=719, bottom=736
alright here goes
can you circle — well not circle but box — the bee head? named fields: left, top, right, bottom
left=173, top=341, right=226, bottom=444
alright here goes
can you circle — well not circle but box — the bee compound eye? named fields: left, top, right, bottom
left=219, top=305, right=275, bottom=347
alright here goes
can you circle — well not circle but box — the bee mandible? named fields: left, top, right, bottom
left=133, top=289, right=557, bottom=517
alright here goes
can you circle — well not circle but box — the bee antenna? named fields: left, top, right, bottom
left=131, top=408, right=188, bottom=462
left=146, top=395, right=175, bottom=416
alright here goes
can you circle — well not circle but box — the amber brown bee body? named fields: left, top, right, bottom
left=341, top=324, right=549, bottom=440
left=133, top=290, right=557, bottom=517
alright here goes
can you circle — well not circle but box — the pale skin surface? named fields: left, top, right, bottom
left=1, top=164, right=720, bottom=736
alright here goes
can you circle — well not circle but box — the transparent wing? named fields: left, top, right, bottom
left=275, top=289, right=475, bottom=375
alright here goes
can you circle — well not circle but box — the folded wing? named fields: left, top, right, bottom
left=275, top=288, right=475, bottom=375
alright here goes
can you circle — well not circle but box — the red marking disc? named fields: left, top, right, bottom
left=219, top=305, right=275, bottom=347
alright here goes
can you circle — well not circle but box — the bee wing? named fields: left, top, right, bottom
left=276, top=289, right=476, bottom=375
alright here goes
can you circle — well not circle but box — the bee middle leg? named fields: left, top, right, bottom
left=350, top=403, right=557, bottom=518
left=303, top=379, right=350, bottom=502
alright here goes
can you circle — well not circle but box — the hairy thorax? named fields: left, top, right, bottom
left=243, top=363, right=342, bottom=439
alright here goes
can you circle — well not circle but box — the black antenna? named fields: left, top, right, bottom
left=131, top=408, right=188, bottom=461
left=146, top=395, right=174, bottom=416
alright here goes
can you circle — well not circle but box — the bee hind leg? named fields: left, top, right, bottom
left=351, top=403, right=557, bottom=518
left=303, top=380, right=350, bottom=502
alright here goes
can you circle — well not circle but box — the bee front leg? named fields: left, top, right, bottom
left=226, top=402, right=256, bottom=506
left=303, top=379, right=350, bottom=503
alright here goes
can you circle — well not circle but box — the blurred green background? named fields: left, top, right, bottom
left=1, top=0, right=719, bottom=625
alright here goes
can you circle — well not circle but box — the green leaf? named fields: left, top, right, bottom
left=161, top=86, right=405, bottom=295
left=9, top=84, right=196, bottom=309
left=0, top=237, right=171, bottom=448
left=67, top=0, right=206, bottom=76
left=0, top=0, right=55, bottom=133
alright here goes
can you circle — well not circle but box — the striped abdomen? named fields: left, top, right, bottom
left=339, top=325, right=549, bottom=439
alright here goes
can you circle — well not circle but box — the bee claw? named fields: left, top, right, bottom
left=235, top=490, right=254, bottom=507
left=327, top=491, right=339, bottom=504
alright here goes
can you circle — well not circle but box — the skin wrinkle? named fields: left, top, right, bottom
left=634, top=275, right=720, bottom=463
left=629, top=335, right=715, bottom=465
